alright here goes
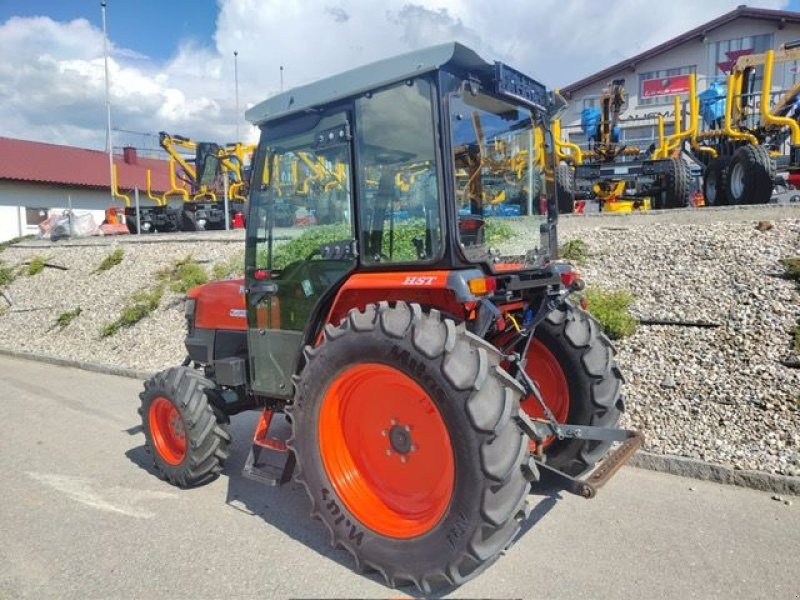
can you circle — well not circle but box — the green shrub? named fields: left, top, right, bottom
left=780, top=256, right=800, bottom=282
left=101, top=287, right=163, bottom=337
left=156, top=255, right=208, bottom=293
left=583, top=287, right=638, bottom=340
left=212, top=251, right=245, bottom=280
left=0, top=261, right=16, bottom=287
left=26, top=256, right=47, bottom=276
left=95, top=247, right=124, bottom=273
left=559, top=239, right=588, bottom=265
left=54, top=307, right=82, bottom=329
left=484, top=219, right=514, bottom=245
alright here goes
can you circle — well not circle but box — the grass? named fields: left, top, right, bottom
left=780, top=256, right=800, bottom=282
left=94, top=247, right=124, bottom=273
left=582, top=286, right=638, bottom=340
left=54, top=307, right=82, bottom=329
left=559, top=239, right=589, bottom=265
left=0, top=261, right=17, bottom=287
left=0, top=234, right=34, bottom=253
left=484, top=219, right=514, bottom=245
left=101, top=287, right=164, bottom=338
left=156, top=255, right=208, bottom=293
left=26, top=255, right=48, bottom=276
left=212, top=251, right=244, bottom=280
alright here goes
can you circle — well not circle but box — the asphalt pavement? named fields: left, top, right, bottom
left=0, top=355, right=797, bottom=599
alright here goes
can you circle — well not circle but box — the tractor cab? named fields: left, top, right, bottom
left=243, top=42, right=564, bottom=397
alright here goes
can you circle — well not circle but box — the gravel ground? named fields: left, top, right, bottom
left=1, top=206, right=798, bottom=476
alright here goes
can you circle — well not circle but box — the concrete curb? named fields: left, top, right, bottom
left=630, top=452, right=800, bottom=496
left=0, top=347, right=154, bottom=380
left=1, top=347, right=798, bottom=496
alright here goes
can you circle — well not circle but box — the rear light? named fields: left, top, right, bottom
left=559, top=270, right=579, bottom=288
left=254, top=269, right=271, bottom=280
left=468, top=276, right=497, bottom=296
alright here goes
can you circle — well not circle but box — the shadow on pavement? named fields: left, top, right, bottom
left=125, top=409, right=563, bottom=596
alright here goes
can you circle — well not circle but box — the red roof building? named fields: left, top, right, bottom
left=0, top=136, right=172, bottom=193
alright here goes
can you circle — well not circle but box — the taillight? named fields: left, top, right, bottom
left=559, top=270, right=579, bottom=288
left=254, top=269, right=271, bottom=280
left=468, top=276, right=497, bottom=296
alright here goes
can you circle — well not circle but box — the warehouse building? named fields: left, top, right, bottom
left=560, top=5, right=800, bottom=151
left=0, top=137, right=171, bottom=242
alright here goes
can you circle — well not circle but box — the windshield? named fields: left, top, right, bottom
left=449, top=88, right=547, bottom=263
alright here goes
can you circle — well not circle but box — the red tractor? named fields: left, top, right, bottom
left=138, top=43, right=641, bottom=591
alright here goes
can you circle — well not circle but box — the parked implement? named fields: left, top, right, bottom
left=573, top=79, right=691, bottom=211
left=138, top=43, right=639, bottom=591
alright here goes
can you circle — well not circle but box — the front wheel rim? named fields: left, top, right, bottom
left=149, top=396, right=186, bottom=465
left=318, top=363, right=455, bottom=539
left=730, top=162, right=745, bottom=200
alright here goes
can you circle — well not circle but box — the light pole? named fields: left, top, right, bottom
left=101, top=1, right=114, bottom=203
left=280, top=65, right=284, bottom=92
left=234, top=50, right=240, bottom=141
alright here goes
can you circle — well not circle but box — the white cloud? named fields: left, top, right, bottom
left=0, top=0, right=790, bottom=149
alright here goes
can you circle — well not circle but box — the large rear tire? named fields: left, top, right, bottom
left=663, top=157, right=690, bottom=209
left=703, top=157, right=730, bottom=207
left=555, top=164, right=575, bottom=214
left=523, top=303, right=624, bottom=476
left=139, top=367, right=231, bottom=487
left=726, top=145, right=775, bottom=204
left=290, top=302, right=530, bottom=592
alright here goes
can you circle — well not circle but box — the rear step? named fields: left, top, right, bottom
left=515, top=410, right=643, bottom=498
left=242, top=409, right=295, bottom=486
left=534, top=432, right=644, bottom=498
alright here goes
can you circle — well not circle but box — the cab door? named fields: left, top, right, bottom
left=245, top=112, right=356, bottom=398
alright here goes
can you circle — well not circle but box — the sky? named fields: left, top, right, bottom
left=0, top=0, right=797, bottom=151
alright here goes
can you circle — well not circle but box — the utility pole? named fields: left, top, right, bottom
left=280, top=65, right=284, bottom=92
left=101, top=1, right=114, bottom=204
left=234, top=50, right=240, bottom=142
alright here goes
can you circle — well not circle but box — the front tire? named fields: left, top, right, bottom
left=290, top=302, right=530, bottom=591
left=139, top=367, right=231, bottom=487
left=703, top=157, right=730, bottom=206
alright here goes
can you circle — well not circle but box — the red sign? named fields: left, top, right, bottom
left=641, top=74, right=691, bottom=98
left=717, top=49, right=753, bottom=74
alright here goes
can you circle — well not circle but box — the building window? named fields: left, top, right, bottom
left=638, top=65, right=696, bottom=106
left=706, top=34, right=773, bottom=84
left=25, top=207, right=48, bottom=226
left=582, top=97, right=597, bottom=109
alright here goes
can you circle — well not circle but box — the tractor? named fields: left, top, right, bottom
left=138, top=43, right=641, bottom=591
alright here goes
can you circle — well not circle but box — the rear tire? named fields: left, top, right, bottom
left=555, top=164, right=575, bottom=214
left=290, top=302, right=530, bottom=592
left=527, top=303, right=624, bottom=476
left=726, top=145, right=775, bottom=204
left=139, top=367, right=231, bottom=487
left=663, top=157, right=690, bottom=209
left=703, top=158, right=730, bottom=206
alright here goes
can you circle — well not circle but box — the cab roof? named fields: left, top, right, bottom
left=245, top=42, right=490, bottom=126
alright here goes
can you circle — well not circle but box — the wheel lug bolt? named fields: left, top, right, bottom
left=400, top=455, right=408, bottom=464
left=410, top=444, right=416, bottom=452
left=381, top=430, right=387, bottom=437
left=404, top=425, right=411, bottom=432
left=390, top=419, right=397, bottom=426
left=386, top=449, right=392, bottom=456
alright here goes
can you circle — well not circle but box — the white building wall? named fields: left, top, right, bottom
left=562, top=17, right=800, bottom=148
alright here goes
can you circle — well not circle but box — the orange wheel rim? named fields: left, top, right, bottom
left=319, top=363, right=455, bottom=539
left=521, top=338, right=570, bottom=424
left=149, top=396, right=186, bottom=465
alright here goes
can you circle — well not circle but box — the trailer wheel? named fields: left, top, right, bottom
left=663, top=158, right=690, bottom=208
left=522, top=303, right=624, bottom=476
left=726, top=145, right=775, bottom=204
left=290, top=302, right=529, bottom=592
left=555, top=164, right=575, bottom=214
left=180, top=210, right=199, bottom=232
left=702, top=158, right=730, bottom=206
left=139, top=367, right=231, bottom=487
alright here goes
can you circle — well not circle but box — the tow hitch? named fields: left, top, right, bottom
left=512, top=346, right=644, bottom=499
